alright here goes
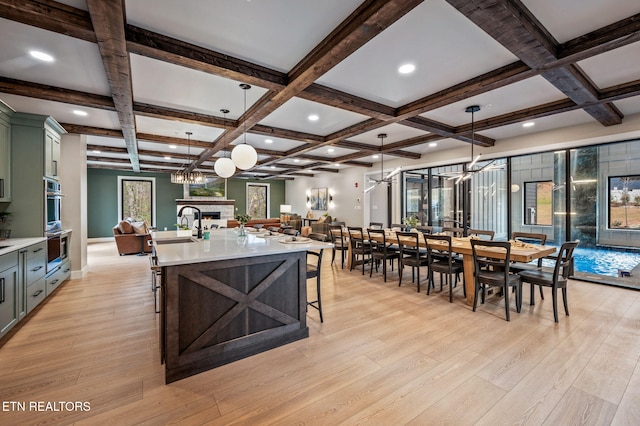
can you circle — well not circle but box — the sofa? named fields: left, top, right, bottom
left=113, top=219, right=152, bottom=255
left=226, top=218, right=281, bottom=229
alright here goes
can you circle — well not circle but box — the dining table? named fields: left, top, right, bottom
left=333, top=228, right=556, bottom=306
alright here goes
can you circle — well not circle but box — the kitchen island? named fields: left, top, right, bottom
left=152, top=229, right=332, bottom=383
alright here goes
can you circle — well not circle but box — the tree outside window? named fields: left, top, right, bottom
left=523, top=181, right=552, bottom=225
left=118, top=177, right=155, bottom=225
left=609, top=176, right=640, bottom=229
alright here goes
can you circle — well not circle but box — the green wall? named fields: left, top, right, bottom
left=88, top=170, right=286, bottom=237
left=87, top=169, right=184, bottom=237
left=227, top=179, right=285, bottom=218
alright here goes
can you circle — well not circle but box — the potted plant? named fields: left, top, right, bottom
left=403, top=215, right=419, bottom=231
left=235, top=214, right=251, bottom=236
left=0, top=211, right=11, bottom=224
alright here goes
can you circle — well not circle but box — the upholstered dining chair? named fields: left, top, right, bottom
left=306, top=232, right=329, bottom=322
left=424, top=234, right=464, bottom=303
left=442, top=226, right=464, bottom=238
left=396, top=231, right=429, bottom=292
left=517, top=240, right=579, bottom=322
left=369, top=222, right=384, bottom=230
left=347, top=226, right=371, bottom=275
left=367, top=228, right=399, bottom=282
left=471, top=240, right=522, bottom=321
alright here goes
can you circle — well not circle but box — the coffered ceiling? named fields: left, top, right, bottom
left=0, top=0, right=639, bottom=180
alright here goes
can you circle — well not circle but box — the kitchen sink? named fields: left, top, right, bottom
left=153, top=237, right=199, bottom=245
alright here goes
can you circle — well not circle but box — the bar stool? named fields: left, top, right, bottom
left=306, top=233, right=328, bottom=322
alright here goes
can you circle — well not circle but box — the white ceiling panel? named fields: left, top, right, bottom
left=259, top=97, right=368, bottom=136
left=130, top=54, right=269, bottom=120
left=522, top=0, right=640, bottom=43
left=422, top=76, right=567, bottom=127
left=348, top=123, right=428, bottom=146
left=578, top=42, right=640, bottom=89
left=480, top=109, right=594, bottom=141
left=316, top=0, right=518, bottom=107
left=134, top=115, right=224, bottom=142
left=613, top=96, right=640, bottom=117
left=125, top=0, right=363, bottom=72
left=0, top=94, right=120, bottom=129
left=0, top=18, right=110, bottom=96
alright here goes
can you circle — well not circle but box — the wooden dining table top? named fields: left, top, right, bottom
left=334, top=229, right=556, bottom=263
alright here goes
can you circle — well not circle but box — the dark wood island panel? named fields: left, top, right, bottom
left=161, top=251, right=308, bottom=383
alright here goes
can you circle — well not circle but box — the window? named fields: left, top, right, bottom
left=609, top=175, right=640, bottom=229
left=523, top=181, right=552, bottom=225
left=118, top=176, right=155, bottom=225
left=246, top=183, right=269, bottom=218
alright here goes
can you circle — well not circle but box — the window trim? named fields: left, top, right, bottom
left=117, top=176, right=156, bottom=226
left=608, top=175, right=640, bottom=231
left=523, top=180, right=553, bottom=226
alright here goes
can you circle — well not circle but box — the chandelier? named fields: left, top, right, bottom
left=171, top=131, right=205, bottom=184
left=364, top=133, right=401, bottom=193
left=231, top=83, right=258, bottom=170
left=214, top=108, right=236, bottom=178
left=446, top=105, right=502, bottom=184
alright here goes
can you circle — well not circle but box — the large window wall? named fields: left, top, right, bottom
left=402, top=139, right=640, bottom=284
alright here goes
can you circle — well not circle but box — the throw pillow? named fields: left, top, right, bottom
left=131, top=221, right=148, bottom=234
left=317, top=216, right=326, bottom=224
left=118, top=220, right=133, bottom=234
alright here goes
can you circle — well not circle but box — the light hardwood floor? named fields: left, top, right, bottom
left=1, top=241, right=640, bottom=425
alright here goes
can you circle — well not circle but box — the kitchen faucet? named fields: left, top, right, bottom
left=177, top=205, right=202, bottom=239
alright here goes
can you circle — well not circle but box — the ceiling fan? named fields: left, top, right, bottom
left=364, top=133, right=402, bottom=193
left=441, top=105, right=504, bottom=184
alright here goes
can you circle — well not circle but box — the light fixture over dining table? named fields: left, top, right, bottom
left=171, top=131, right=205, bottom=184
left=214, top=108, right=236, bottom=178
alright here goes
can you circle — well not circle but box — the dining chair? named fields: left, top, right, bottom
left=510, top=232, right=548, bottom=301
left=367, top=228, right=399, bottom=282
left=517, top=240, right=579, bottom=322
left=328, top=224, right=348, bottom=269
left=416, top=225, right=433, bottom=235
left=396, top=231, right=429, bottom=292
left=306, top=232, right=329, bottom=322
left=347, top=226, right=371, bottom=275
left=442, top=226, right=464, bottom=238
left=369, top=222, right=384, bottom=230
left=468, top=229, right=495, bottom=240
left=390, top=223, right=407, bottom=231
left=471, top=240, right=522, bottom=321
left=424, top=234, right=464, bottom=303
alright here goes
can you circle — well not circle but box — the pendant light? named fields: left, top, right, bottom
left=171, top=131, right=205, bottom=184
left=231, top=83, right=258, bottom=170
left=364, top=133, right=401, bottom=193
left=214, top=108, right=236, bottom=178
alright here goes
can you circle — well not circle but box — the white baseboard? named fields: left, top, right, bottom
left=88, top=237, right=115, bottom=243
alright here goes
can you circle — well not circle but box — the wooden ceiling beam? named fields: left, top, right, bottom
left=0, top=0, right=96, bottom=42
left=299, top=84, right=396, bottom=120
left=402, top=116, right=495, bottom=147
left=0, top=77, right=115, bottom=110
left=445, top=0, right=623, bottom=127
left=86, top=0, right=140, bottom=171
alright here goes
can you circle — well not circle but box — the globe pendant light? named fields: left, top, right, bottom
left=214, top=108, right=236, bottom=178
left=171, top=131, right=205, bottom=184
left=231, top=83, right=258, bottom=170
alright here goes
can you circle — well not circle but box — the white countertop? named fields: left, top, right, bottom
left=0, top=237, right=47, bottom=256
left=151, top=229, right=333, bottom=267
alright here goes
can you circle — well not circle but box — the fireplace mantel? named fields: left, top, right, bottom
left=175, top=199, right=235, bottom=206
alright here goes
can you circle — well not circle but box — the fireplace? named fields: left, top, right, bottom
left=194, top=211, right=221, bottom=220
left=175, top=199, right=234, bottom=229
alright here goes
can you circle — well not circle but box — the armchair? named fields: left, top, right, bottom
left=113, top=219, right=152, bottom=255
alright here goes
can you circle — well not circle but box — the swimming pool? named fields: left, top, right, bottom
left=542, top=246, right=640, bottom=277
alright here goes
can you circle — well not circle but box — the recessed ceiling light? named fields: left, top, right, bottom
left=398, top=63, right=415, bottom=74
left=271, top=165, right=276, bottom=169
left=308, top=114, right=319, bottom=121
left=265, top=139, right=273, bottom=144
left=327, top=148, right=335, bottom=153
left=73, top=110, right=88, bottom=116
left=294, top=159, right=300, bottom=163
left=373, top=154, right=379, bottom=159
left=169, top=145, right=177, bottom=149
left=429, top=142, right=437, bottom=147
left=164, top=156, right=171, bottom=160
left=92, top=150, right=101, bottom=154
left=334, top=163, right=340, bottom=167
left=522, top=121, right=535, bottom=128
left=29, top=50, right=54, bottom=62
